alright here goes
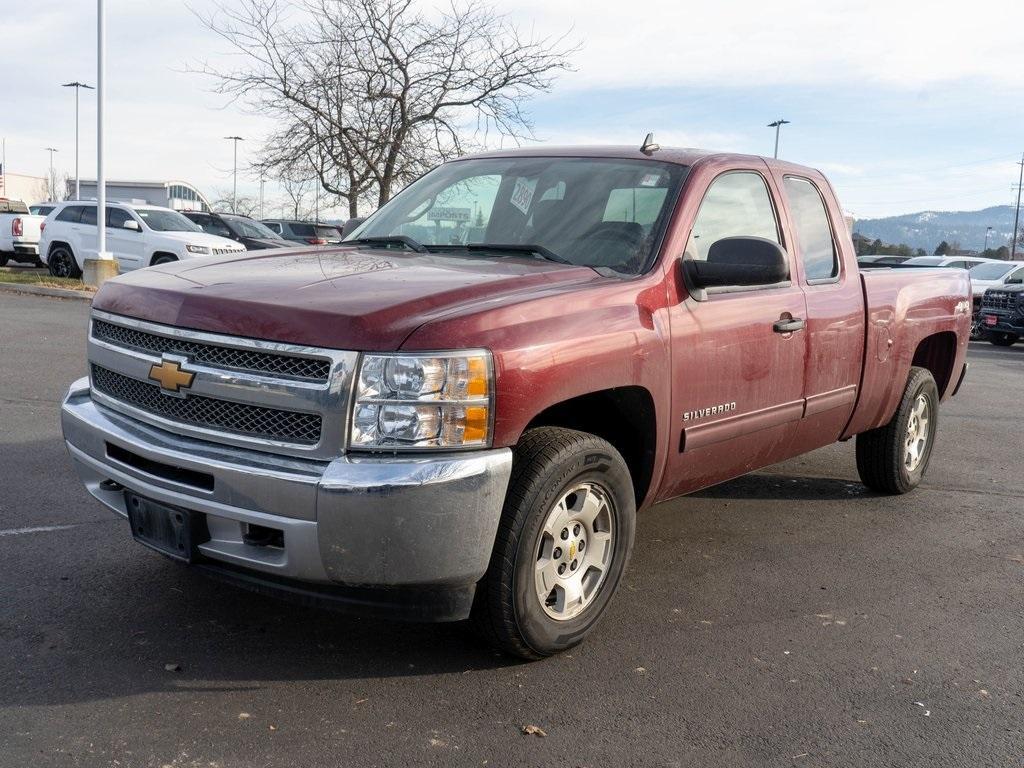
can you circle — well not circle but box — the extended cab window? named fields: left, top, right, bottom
left=783, top=176, right=838, bottom=281
left=685, top=172, right=780, bottom=262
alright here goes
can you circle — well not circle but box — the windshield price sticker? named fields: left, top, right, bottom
left=510, top=177, right=537, bottom=215
left=639, top=173, right=663, bottom=187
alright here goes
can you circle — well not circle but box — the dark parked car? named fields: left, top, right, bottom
left=978, top=284, right=1024, bottom=346
left=182, top=212, right=290, bottom=250
left=261, top=219, right=344, bottom=246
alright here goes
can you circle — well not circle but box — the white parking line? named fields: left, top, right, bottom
left=0, top=524, right=80, bottom=537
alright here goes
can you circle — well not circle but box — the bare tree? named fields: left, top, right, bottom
left=191, top=0, right=574, bottom=216
left=210, top=188, right=261, bottom=217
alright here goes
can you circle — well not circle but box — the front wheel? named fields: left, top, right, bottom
left=855, top=366, right=939, bottom=494
left=989, top=332, right=1018, bottom=347
left=151, top=255, right=177, bottom=266
left=472, top=427, right=636, bottom=659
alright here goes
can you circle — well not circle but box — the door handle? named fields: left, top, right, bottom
left=773, top=317, right=805, bottom=334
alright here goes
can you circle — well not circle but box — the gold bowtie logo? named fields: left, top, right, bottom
left=148, top=358, right=195, bottom=393
left=569, top=542, right=577, bottom=559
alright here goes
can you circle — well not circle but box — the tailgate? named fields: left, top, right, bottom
left=15, top=215, right=45, bottom=243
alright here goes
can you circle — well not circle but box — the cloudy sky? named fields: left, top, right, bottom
left=4, top=0, right=1024, bottom=219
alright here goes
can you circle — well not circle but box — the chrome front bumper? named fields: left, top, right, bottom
left=61, top=378, right=512, bottom=606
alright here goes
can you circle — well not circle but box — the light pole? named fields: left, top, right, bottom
left=1012, top=154, right=1024, bottom=261
left=224, top=136, right=244, bottom=213
left=86, top=0, right=118, bottom=286
left=259, top=173, right=265, bottom=220
left=62, top=81, right=94, bottom=200
left=44, top=147, right=59, bottom=201
left=768, top=119, right=790, bottom=159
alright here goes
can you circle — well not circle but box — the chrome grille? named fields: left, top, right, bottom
left=91, top=364, right=323, bottom=444
left=92, top=319, right=330, bottom=381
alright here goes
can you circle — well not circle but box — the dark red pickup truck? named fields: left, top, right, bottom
left=62, top=146, right=971, bottom=658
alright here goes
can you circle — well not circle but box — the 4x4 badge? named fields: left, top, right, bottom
left=148, top=357, right=195, bottom=395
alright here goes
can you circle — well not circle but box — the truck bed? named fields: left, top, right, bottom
left=844, top=267, right=971, bottom=438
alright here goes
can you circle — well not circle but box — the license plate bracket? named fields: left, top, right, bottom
left=125, top=492, right=206, bottom=562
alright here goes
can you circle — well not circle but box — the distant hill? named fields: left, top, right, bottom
left=854, top=205, right=1018, bottom=252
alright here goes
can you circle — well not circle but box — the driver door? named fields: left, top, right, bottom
left=661, top=167, right=808, bottom=498
left=105, top=207, right=145, bottom=271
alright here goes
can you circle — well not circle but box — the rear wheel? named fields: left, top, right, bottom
left=989, top=332, right=1018, bottom=347
left=0, top=252, right=9, bottom=267
left=151, top=254, right=177, bottom=266
left=48, top=246, right=82, bottom=279
left=472, top=427, right=636, bottom=659
left=855, top=366, right=939, bottom=494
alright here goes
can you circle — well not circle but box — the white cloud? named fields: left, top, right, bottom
left=510, top=0, right=1024, bottom=89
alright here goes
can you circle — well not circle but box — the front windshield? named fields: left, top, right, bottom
left=969, top=262, right=1017, bottom=280
left=137, top=209, right=202, bottom=233
left=225, top=216, right=280, bottom=239
left=350, top=156, right=688, bottom=274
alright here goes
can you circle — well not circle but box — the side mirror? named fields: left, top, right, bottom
left=341, top=217, right=366, bottom=238
left=683, top=237, right=789, bottom=289
left=123, top=219, right=140, bottom=231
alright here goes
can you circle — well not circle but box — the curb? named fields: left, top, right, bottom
left=0, top=282, right=94, bottom=302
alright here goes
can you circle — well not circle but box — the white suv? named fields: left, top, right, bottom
left=39, top=201, right=246, bottom=278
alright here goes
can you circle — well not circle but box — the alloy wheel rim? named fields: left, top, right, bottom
left=534, top=481, right=615, bottom=621
left=904, top=394, right=930, bottom=472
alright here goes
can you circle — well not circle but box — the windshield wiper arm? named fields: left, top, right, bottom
left=459, top=243, right=574, bottom=265
left=347, top=235, right=428, bottom=253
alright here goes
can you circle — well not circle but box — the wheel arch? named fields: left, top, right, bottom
left=911, top=331, right=958, bottom=398
left=150, top=251, right=179, bottom=266
left=522, top=386, right=657, bottom=509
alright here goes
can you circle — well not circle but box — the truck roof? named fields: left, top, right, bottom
left=458, top=145, right=818, bottom=175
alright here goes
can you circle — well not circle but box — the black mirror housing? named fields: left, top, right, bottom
left=341, top=217, right=366, bottom=238
left=684, top=237, right=789, bottom=289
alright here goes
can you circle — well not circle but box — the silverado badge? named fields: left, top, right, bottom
left=148, top=356, right=195, bottom=395
left=683, top=402, right=737, bottom=422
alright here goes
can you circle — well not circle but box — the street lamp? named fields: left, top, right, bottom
left=224, top=136, right=244, bottom=213
left=62, top=81, right=94, bottom=200
left=768, top=119, right=791, bottom=159
left=44, top=147, right=59, bottom=201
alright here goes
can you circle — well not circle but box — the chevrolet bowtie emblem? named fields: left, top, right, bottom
left=148, top=357, right=195, bottom=394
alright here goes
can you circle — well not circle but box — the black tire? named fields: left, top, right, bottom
left=48, top=245, right=82, bottom=279
left=151, top=254, right=177, bottom=266
left=472, top=427, right=636, bottom=660
left=0, top=252, right=9, bottom=267
left=989, top=333, right=1018, bottom=347
left=855, top=366, right=939, bottom=494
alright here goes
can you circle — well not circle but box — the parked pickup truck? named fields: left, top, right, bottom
left=0, top=199, right=46, bottom=266
left=61, top=146, right=971, bottom=659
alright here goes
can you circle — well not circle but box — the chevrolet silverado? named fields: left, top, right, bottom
left=61, top=146, right=971, bottom=659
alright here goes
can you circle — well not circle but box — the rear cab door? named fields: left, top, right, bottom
left=661, top=159, right=809, bottom=497
left=768, top=167, right=866, bottom=454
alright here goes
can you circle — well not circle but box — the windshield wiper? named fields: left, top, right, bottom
left=347, top=235, right=428, bottom=253
left=429, top=243, right=573, bottom=265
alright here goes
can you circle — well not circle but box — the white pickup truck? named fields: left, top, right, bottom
left=0, top=199, right=46, bottom=266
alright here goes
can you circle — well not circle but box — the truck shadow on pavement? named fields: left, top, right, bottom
left=693, top=473, right=873, bottom=502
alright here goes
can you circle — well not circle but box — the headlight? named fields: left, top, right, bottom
left=186, top=244, right=211, bottom=254
left=350, top=351, right=493, bottom=450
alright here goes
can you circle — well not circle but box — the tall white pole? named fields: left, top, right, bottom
left=232, top=139, right=238, bottom=213
left=74, top=87, right=80, bottom=200
left=97, top=0, right=108, bottom=259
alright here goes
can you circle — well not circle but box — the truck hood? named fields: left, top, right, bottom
left=92, top=246, right=605, bottom=350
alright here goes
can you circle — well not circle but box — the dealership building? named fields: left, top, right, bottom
left=72, top=179, right=212, bottom=212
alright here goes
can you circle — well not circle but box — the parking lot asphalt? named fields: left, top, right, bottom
left=1, top=292, right=1022, bottom=768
